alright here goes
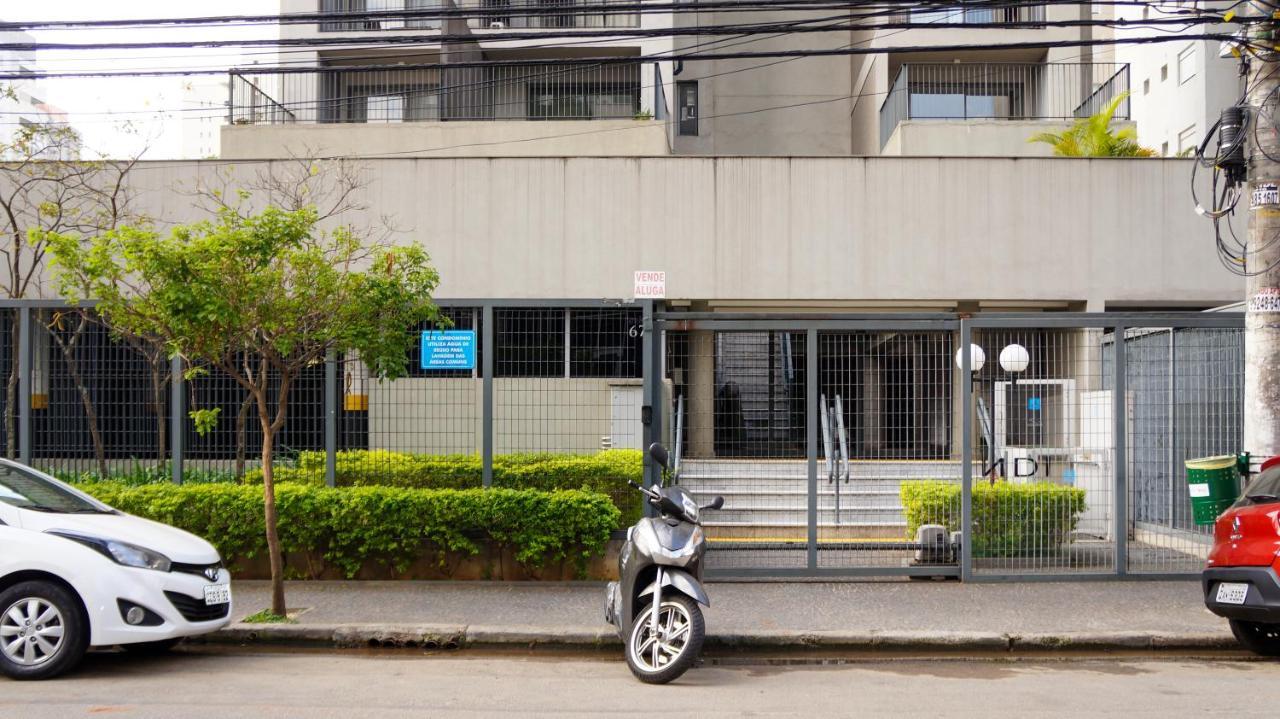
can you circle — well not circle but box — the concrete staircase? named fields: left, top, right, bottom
left=677, top=458, right=973, bottom=541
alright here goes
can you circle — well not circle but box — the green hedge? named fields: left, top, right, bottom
left=900, top=481, right=1087, bottom=558
left=248, top=449, right=643, bottom=524
left=77, top=482, right=619, bottom=578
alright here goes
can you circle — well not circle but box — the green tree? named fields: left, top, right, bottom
left=1028, top=92, right=1156, bottom=157
left=48, top=204, right=443, bottom=615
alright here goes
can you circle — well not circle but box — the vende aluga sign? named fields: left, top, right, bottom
left=634, top=271, right=666, bottom=299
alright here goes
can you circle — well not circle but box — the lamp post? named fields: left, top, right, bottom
left=958, top=342, right=1029, bottom=481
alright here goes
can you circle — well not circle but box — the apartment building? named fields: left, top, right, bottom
left=221, top=2, right=1131, bottom=158
left=1115, top=1, right=1240, bottom=156
left=0, top=25, right=77, bottom=157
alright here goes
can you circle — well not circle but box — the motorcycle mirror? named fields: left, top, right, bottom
left=647, top=442, right=670, bottom=470
left=705, top=496, right=724, bottom=511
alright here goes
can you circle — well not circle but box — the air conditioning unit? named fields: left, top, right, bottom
left=489, top=21, right=506, bottom=29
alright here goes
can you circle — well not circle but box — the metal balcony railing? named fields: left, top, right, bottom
left=891, top=4, right=1046, bottom=24
left=458, top=0, right=639, bottom=29
left=319, top=0, right=442, bottom=31
left=228, top=63, right=657, bottom=124
left=878, top=62, right=1130, bottom=149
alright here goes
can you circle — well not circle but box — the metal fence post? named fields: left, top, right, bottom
left=642, top=300, right=661, bottom=495
left=170, top=355, right=183, bottom=485
left=17, top=306, right=30, bottom=465
left=482, top=304, right=494, bottom=488
left=960, top=320, right=974, bottom=582
left=325, top=350, right=337, bottom=488
left=1114, top=324, right=1128, bottom=576
left=806, top=328, right=818, bottom=571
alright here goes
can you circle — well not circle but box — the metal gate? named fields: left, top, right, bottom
left=647, top=310, right=1245, bottom=581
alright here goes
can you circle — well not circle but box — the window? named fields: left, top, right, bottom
left=1178, top=125, right=1197, bottom=154
left=529, top=85, right=638, bottom=120
left=1178, top=45, right=1197, bottom=85
left=677, top=81, right=699, bottom=136
left=495, top=309, right=563, bottom=377
left=407, top=307, right=481, bottom=378
left=1161, top=64, right=1168, bottom=82
left=1161, top=141, right=1169, bottom=157
left=1143, top=78, right=1150, bottom=95
left=570, top=309, right=642, bottom=378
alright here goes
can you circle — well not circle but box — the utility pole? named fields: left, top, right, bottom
left=1245, top=11, right=1280, bottom=461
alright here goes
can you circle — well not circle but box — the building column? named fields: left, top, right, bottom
left=689, top=330, right=715, bottom=457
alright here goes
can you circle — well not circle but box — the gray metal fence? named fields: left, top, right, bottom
left=661, top=311, right=1244, bottom=581
left=3, top=299, right=1248, bottom=581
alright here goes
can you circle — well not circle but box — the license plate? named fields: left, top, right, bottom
left=203, top=584, right=232, bottom=606
left=1216, top=582, right=1249, bottom=605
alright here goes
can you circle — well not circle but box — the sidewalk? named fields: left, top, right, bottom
left=209, top=579, right=1238, bottom=654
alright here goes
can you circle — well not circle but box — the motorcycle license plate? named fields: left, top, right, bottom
left=1216, top=582, right=1249, bottom=605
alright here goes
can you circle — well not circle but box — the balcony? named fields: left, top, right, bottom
left=458, top=0, right=639, bottom=29
left=230, top=63, right=662, bottom=124
left=318, top=0, right=442, bottom=32
left=878, top=62, right=1130, bottom=151
left=891, top=4, right=1046, bottom=25
left=316, top=0, right=639, bottom=31
left=222, top=62, right=671, bottom=157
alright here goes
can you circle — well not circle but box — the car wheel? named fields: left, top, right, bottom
left=0, top=580, right=89, bottom=680
left=122, top=638, right=182, bottom=655
left=1230, top=619, right=1280, bottom=657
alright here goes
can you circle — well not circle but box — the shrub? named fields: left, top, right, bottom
left=76, top=482, right=619, bottom=579
left=900, top=481, right=1087, bottom=558
left=248, top=449, right=643, bottom=524
left=54, top=464, right=239, bottom=487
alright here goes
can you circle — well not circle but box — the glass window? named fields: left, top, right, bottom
left=1236, top=466, right=1280, bottom=506
left=0, top=464, right=105, bottom=514
left=1178, top=125, right=1197, bottom=153
left=570, top=308, right=642, bottom=378
left=407, top=306, right=481, bottom=378
left=1178, top=45, right=1197, bottom=85
left=495, top=308, right=563, bottom=377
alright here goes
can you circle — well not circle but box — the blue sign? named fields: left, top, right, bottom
left=420, top=330, right=476, bottom=370
left=1027, top=396, right=1042, bottom=412
left=1063, top=468, right=1077, bottom=485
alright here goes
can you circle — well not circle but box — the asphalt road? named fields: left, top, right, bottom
left=3, top=649, right=1279, bottom=718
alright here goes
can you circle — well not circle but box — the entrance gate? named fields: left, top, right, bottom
left=646, top=310, right=1245, bottom=581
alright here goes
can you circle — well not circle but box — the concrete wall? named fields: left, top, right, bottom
left=62, top=156, right=1241, bottom=309
left=366, top=377, right=644, bottom=454
left=221, top=120, right=671, bottom=158
left=882, top=120, right=1138, bottom=157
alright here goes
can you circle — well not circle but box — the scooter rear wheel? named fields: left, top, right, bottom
left=625, top=594, right=704, bottom=684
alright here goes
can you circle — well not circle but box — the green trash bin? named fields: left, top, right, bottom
left=1185, top=455, right=1241, bottom=526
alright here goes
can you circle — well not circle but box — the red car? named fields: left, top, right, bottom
left=1204, top=456, right=1280, bottom=655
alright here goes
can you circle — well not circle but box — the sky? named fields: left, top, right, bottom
left=3, top=1, right=281, bottom=159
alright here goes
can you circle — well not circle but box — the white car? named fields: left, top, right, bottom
left=0, top=460, right=232, bottom=680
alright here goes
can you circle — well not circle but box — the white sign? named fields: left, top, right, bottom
left=1188, top=483, right=1211, bottom=499
left=633, top=270, right=666, bottom=299
left=1254, top=183, right=1280, bottom=209
left=1249, top=287, right=1280, bottom=313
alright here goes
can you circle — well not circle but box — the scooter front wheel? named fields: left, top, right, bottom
left=625, top=594, right=704, bottom=684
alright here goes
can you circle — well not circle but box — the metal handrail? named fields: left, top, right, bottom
left=819, top=393, right=834, bottom=483
left=834, top=394, right=850, bottom=484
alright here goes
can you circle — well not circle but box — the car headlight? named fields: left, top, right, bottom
left=48, top=531, right=172, bottom=572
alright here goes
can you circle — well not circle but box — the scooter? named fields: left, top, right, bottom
left=604, top=442, right=723, bottom=684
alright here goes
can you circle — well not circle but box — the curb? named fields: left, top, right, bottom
left=201, top=623, right=1240, bottom=654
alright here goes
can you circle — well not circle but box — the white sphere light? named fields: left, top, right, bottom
left=999, top=343, right=1030, bottom=373
left=954, top=344, right=985, bottom=372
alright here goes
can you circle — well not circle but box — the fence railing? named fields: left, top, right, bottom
left=229, top=62, right=656, bottom=124
left=457, top=0, right=640, bottom=29
left=318, top=0, right=443, bottom=32
left=878, top=62, right=1131, bottom=149
left=891, top=4, right=1046, bottom=24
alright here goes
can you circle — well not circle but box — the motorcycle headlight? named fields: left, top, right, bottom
left=680, top=495, right=700, bottom=523
left=49, top=531, right=172, bottom=572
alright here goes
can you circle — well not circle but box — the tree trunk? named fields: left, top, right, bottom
left=259, top=414, right=287, bottom=617
left=235, top=393, right=252, bottom=480
left=51, top=314, right=109, bottom=479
